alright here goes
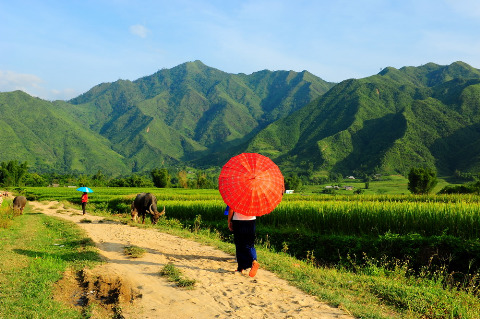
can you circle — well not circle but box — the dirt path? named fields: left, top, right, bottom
left=30, top=201, right=354, bottom=319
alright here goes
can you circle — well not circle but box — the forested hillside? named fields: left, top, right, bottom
left=240, top=61, right=480, bottom=176
left=0, top=61, right=334, bottom=174
left=0, top=91, right=128, bottom=174
left=2, top=61, right=480, bottom=177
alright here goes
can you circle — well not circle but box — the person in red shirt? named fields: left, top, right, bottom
left=81, top=192, right=88, bottom=215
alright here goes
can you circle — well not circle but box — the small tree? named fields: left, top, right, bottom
left=177, top=170, right=188, bottom=188
left=285, top=174, right=302, bottom=190
left=91, top=170, right=107, bottom=187
left=151, top=168, right=170, bottom=188
left=364, top=175, right=371, bottom=189
left=407, top=167, right=438, bottom=194
left=195, top=170, right=215, bottom=189
left=196, top=171, right=208, bottom=189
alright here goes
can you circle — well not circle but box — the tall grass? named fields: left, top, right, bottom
left=265, top=199, right=480, bottom=238
left=0, top=198, right=21, bottom=229
left=0, top=206, right=14, bottom=229
left=120, top=197, right=480, bottom=239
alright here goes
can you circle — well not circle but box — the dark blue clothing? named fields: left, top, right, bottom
left=232, top=219, right=257, bottom=271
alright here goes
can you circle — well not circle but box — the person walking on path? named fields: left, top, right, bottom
left=219, top=153, right=284, bottom=278
left=81, top=192, right=88, bottom=215
left=227, top=206, right=260, bottom=277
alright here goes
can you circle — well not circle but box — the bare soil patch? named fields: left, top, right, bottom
left=30, top=200, right=354, bottom=319
left=54, top=264, right=140, bottom=318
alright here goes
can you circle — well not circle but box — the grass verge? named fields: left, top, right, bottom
left=0, top=207, right=103, bottom=319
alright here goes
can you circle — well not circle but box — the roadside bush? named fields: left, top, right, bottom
left=438, top=182, right=480, bottom=194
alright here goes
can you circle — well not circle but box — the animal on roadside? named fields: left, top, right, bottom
left=12, top=196, right=27, bottom=214
left=132, top=193, right=165, bottom=224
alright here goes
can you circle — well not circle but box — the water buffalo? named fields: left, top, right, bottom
left=12, top=196, right=27, bottom=214
left=132, top=193, right=165, bottom=224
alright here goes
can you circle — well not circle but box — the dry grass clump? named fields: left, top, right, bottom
left=123, top=245, right=146, bottom=258
left=0, top=207, right=14, bottom=229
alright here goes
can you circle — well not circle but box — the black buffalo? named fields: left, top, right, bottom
left=12, top=196, right=27, bottom=214
left=132, top=193, right=165, bottom=224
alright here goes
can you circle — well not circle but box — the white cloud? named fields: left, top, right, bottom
left=129, top=24, right=149, bottom=38
left=0, top=70, right=78, bottom=100
left=0, top=70, right=43, bottom=91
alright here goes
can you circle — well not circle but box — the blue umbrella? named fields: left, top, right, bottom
left=76, top=187, right=93, bottom=193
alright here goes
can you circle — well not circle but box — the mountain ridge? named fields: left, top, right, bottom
left=237, top=61, right=480, bottom=176
left=0, top=61, right=335, bottom=174
left=2, top=61, right=480, bottom=177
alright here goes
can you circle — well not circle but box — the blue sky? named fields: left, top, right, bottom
left=1, top=0, right=480, bottom=100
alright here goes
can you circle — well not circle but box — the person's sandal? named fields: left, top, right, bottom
left=249, top=260, right=259, bottom=277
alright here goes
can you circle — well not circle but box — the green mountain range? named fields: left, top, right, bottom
left=241, top=61, right=480, bottom=176
left=1, top=60, right=480, bottom=177
left=0, top=61, right=334, bottom=175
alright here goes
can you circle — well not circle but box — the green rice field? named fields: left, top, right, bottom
left=21, top=187, right=480, bottom=273
left=24, top=186, right=480, bottom=239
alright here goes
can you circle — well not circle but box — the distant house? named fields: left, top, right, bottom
left=285, top=190, right=294, bottom=194
left=344, top=186, right=354, bottom=191
left=325, top=185, right=340, bottom=190
left=347, top=176, right=355, bottom=179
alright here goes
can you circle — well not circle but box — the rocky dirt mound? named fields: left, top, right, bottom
left=54, top=264, right=141, bottom=318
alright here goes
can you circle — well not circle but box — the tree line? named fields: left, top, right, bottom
left=3, top=159, right=479, bottom=195
left=0, top=161, right=217, bottom=189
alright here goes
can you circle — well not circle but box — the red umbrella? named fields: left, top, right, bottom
left=219, top=153, right=285, bottom=216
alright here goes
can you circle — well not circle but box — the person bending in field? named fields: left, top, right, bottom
left=227, top=206, right=260, bottom=277
left=81, top=192, right=88, bottom=215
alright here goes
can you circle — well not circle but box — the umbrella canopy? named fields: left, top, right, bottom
left=218, top=153, right=284, bottom=216
left=76, top=187, right=93, bottom=193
